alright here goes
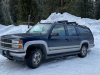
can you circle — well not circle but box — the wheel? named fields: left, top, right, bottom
left=26, top=49, right=42, bottom=69
left=78, top=45, right=87, bottom=58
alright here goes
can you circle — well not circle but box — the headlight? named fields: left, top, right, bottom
left=12, top=45, right=19, bottom=48
left=12, top=40, right=19, bottom=44
left=12, top=40, right=22, bottom=44
left=12, top=40, right=22, bottom=49
left=12, top=45, right=22, bottom=49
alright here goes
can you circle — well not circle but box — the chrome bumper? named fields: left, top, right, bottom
left=89, top=44, right=95, bottom=48
left=2, top=50, right=26, bottom=61
left=9, top=52, right=26, bottom=58
left=0, top=46, right=25, bottom=52
left=0, top=48, right=26, bottom=59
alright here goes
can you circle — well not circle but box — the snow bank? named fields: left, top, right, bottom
left=41, top=12, right=100, bottom=25
left=0, top=25, right=30, bottom=36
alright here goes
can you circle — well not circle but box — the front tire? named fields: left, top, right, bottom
left=78, top=45, right=87, bottom=58
left=26, top=49, right=42, bottom=69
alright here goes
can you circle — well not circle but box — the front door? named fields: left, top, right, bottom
left=48, top=24, right=68, bottom=54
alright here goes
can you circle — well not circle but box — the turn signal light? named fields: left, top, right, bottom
left=19, top=40, right=22, bottom=44
left=19, top=45, right=22, bottom=49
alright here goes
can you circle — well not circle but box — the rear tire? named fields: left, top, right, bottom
left=78, top=45, right=87, bottom=58
left=26, top=49, right=42, bottom=69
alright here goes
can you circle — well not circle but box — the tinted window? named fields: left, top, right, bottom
left=67, top=26, right=77, bottom=36
left=52, top=25, right=66, bottom=36
left=78, top=26, right=92, bottom=36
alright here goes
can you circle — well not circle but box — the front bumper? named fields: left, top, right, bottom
left=2, top=50, right=26, bottom=61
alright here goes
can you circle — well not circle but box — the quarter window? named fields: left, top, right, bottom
left=78, top=26, right=92, bottom=36
left=52, top=25, right=66, bottom=36
left=67, top=26, right=77, bottom=36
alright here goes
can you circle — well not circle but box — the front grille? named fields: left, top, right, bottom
left=1, top=38, right=12, bottom=48
left=1, top=38, right=12, bottom=43
left=1, top=43, right=12, bottom=48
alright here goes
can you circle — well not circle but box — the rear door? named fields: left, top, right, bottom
left=65, top=25, right=81, bottom=51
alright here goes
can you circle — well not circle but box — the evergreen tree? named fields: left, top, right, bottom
left=17, top=0, right=38, bottom=24
left=42, top=0, right=61, bottom=19
left=1, top=0, right=12, bottom=25
left=0, top=1, right=5, bottom=25
left=9, top=0, right=19, bottom=25
left=95, top=0, right=100, bottom=19
left=71, top=0, right=94, bottom=18
left=35, top=0, right=44, bottom=21
left=59, top=0, right=74, bottom=14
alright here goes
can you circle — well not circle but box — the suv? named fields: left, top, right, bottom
left=0, top=21, right=94, bottom=69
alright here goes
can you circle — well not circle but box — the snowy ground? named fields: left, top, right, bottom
left=0, top=12, right=100, bottom=75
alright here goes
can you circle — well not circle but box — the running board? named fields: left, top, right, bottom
left=46, top=51, right=80, bottom=59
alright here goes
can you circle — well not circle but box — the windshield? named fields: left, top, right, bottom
left=27, top=24, right=52, bottom=34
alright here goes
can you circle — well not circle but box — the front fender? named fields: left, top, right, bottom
left=24, top=40, right=49, bottom=54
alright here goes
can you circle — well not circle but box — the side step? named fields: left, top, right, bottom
left=46, top=51, right=80, bottom=59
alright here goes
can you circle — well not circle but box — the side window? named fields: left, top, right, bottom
left=67, top=26, right=77, bottom=36
left=52, top=25, right=66, bottom=36
left=78, top=26, right=92, bottom=36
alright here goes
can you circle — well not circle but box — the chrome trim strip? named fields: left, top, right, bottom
left=0, top=42, right=22, bottom=45
left=9, top=52, right=26, bottom=58
left=48, top=48, right=80, bottom=55
left=49, top=45, right=80, bottom=51
left=0, top=47, right=24, bottom=52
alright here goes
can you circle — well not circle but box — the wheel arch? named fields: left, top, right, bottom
left=24, top=40, right=49, bottom=59
left=80, top=40, right=89, bottom=49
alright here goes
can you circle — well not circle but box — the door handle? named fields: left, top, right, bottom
left=77, top=38, right=79, bottom=40
left=66, top=39, right=68, bottom=40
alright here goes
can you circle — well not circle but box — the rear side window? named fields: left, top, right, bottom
left=67, top=26, right=77, bottom=36
left=52, top=25, right=66, bottom=36
left=78, top=26, right=92, bottom=36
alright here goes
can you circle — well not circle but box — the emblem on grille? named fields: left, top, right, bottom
left=2, top=42, right=5, bottom=44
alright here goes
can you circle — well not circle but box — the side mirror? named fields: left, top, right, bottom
left=51, top=33, right=59, bottom=36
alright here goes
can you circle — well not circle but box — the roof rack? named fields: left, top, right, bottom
left=57, top=20, right=78, bottom=25
left=58, top=20, right=68, bottom=24
left=39, top=23, right=53, bottom=24
left=67, top=22, right=78, bottom=25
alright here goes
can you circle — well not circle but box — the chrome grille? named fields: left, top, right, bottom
left=1, top=38, right=12, bottom=43
left=1, top=38, right=12, bottom=48
left=1, top=43, right=12, bottom=48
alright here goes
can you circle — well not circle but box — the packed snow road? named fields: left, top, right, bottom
left=0, top=45, right=99, bottom=75
left=0, top=12, right=100, bottom=75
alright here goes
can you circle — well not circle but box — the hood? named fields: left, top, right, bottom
left=1, top=33, right=45, bottom=39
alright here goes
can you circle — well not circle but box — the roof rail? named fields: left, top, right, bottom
left=58, top=20, right=68, bottom=24
left=67, top=22, right=78, bottom=25
left=79, top=25, right=87, bottom=28
left=39, top=22, right=53, bottom=24
left=57, top=20, right=78, bottom=25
